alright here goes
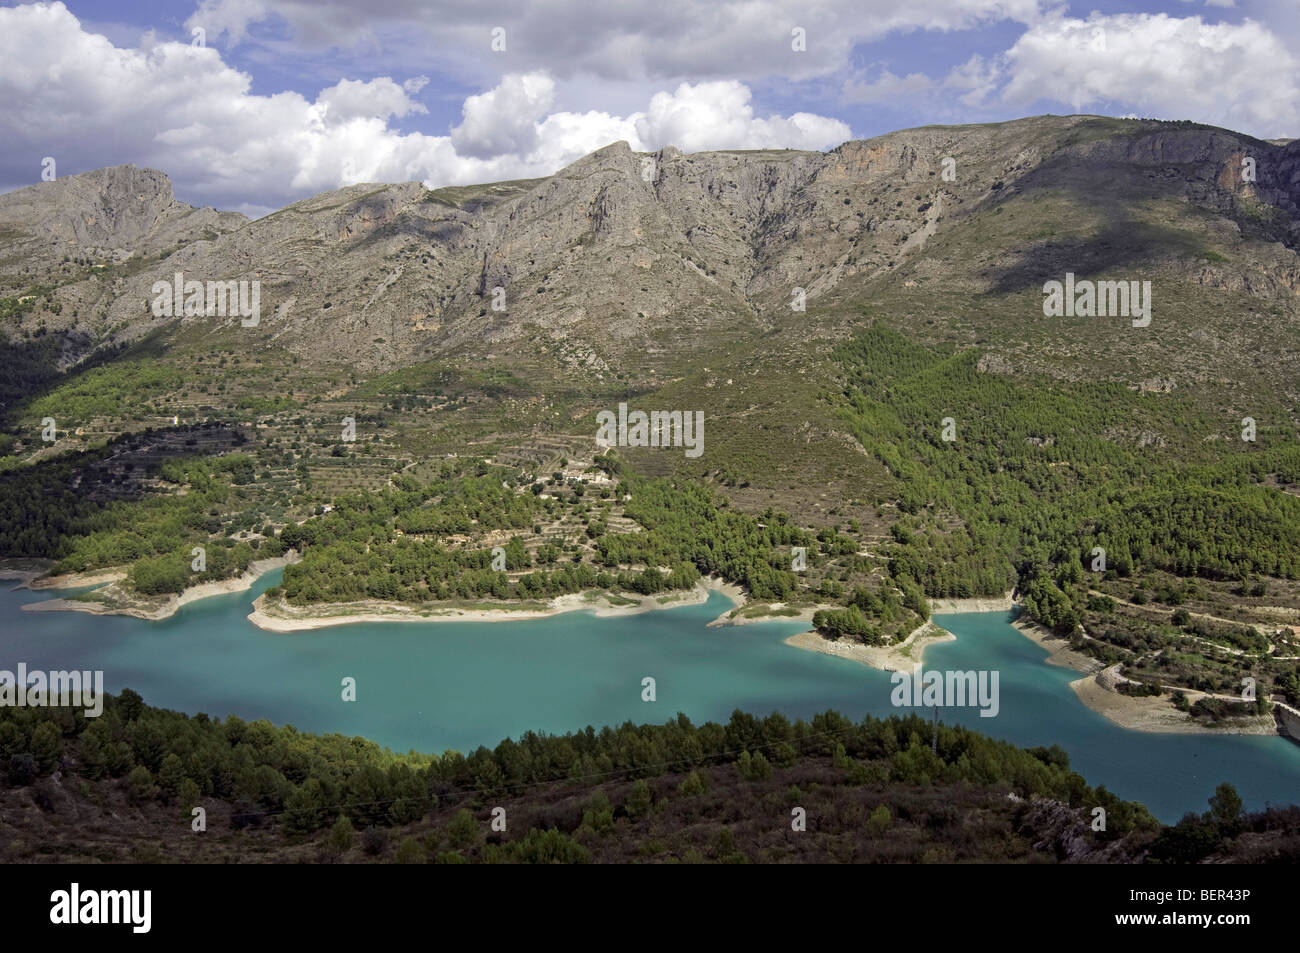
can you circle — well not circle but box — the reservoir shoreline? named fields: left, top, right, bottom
left=5, top=557, right=755, bottom=632
left=245, top=576, right=748, bottom=632
left=19, top=555, right=300, bottom=621
left=5, top=573, right=1300, bottom=822
left=11, top=561, right=1291, bottom=741
left=786, top=595, right=1286, bottom=739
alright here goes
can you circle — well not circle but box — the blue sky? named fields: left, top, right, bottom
left=1, top=0, right=1295, bottom=216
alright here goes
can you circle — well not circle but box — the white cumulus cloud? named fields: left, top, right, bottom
left=0, top=3, right=853, bottom=216
left=958, top=12, right=1300, bottom=138
left=316, top=77, right=428, bottom=125
left=451, top=72, right=555, bottom=159
left=634, top=81, right=850, bottom=152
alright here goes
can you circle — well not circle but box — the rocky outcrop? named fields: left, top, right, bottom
left=0, top=164, right=245, bottom=263
left=3, top=115, right=1298, bottom=387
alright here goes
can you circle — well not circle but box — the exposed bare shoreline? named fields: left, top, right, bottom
left=0, top=560, right=49, bottom=576
left=1068, top=673, right=1277, bottom=736
left=10, top=561, right=1292, bottom=738
left=1008, top=617, right=1102, bottom=675
left=19, top=555, right=299, bottom=621
left=780, top=591, right=1017, bottom=674
left=24, top=567, right=125, bottom=590
left=245, top=576, right=746, bottom=632
left=784, top=621, right=955, bottom=673
left=8, top=554, right=747, bottom=631
left=785, top=597, right=1284, bottom=737
left=929, top=592, right=1018, bottom=614
left=1009, top=616, right=1277, bottom=735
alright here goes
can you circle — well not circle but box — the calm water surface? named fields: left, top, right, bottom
left=4, top=572, right=1299, bottom=822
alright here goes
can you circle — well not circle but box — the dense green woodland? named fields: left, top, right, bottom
left=599, top=478, right=811, bottom=599
left=0, top=432, right=824, bottom=608
left=22, top=360, right=185, bottom=421
left=0, top=689, right=1153, bottom=836
left=3, top=690, right=1278, bottom=863
left=2, top=324, right=1297, bottom=660
left=279, top=473, right=811, bottom=604
left=0, top=445, right=280, bottom=594
left=832, top=325, right=1300, bottom=634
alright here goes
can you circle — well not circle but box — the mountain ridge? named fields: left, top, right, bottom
left=3, top=113, right=1295, bottom=390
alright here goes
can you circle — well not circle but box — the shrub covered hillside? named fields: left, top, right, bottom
left=3, top=689, right=1292, bottom=864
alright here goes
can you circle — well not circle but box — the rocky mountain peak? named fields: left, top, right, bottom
left=2, top=115, right=1297, bottom=391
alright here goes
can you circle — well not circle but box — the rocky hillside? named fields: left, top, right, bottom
left=3, top=115, right=1297, bottom=390
left=2, top=114, right=1298, bottom=523
left=0, top=165, right=246, bottom=267
left=4, top=689, right=1295, bottom=865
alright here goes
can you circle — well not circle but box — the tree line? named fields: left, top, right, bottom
left=0, top=689, right=1158, bottom=840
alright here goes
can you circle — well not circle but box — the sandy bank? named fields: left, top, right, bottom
left=784, top=620, right=955, bottom=673
left=1007, top=617, right=1277, bottom=736
left=929, top=591, right=1017, bottom=614
left=27, top=568, right=127, bottom=590
left=1010, top=618, right=1104, bottom=675
left=790, top=606, right=1281, bottom=737
left=246, top=576, right=742, bottom=633
left=21, top=554, right=299, bottom=622
left=706, top=599, right=816, bottom=629
left=1068, top=674, right=1277, bottom=736
left=0, top=561, right=55, bottom=587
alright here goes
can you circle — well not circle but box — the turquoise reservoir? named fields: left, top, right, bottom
left=4, top=573, right=1299, bottom=822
